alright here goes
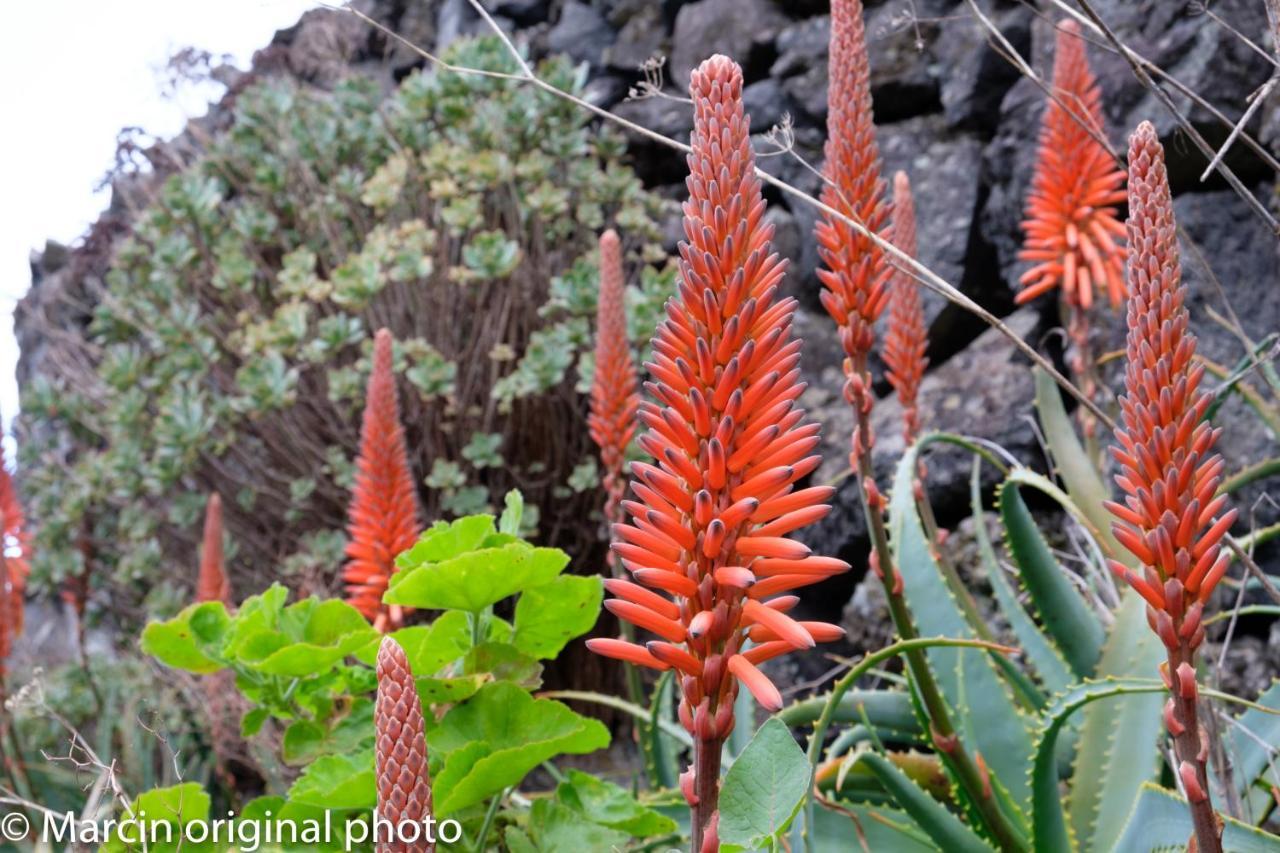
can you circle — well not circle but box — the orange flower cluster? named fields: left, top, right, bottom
left=882, top=171, right=929, bottom=444
left=1106, top=122, right=1234, bottom=824
left=0, top=448, right=29, bottom=667
left=1017, top=21, right=1126, bottom=309
left=196, top=493, right=232, bottom=606
left=815, top=0, right=891, bottom=422
left=587, top=54, right=846, bottom=852
left=588, top=229, right=641, bottom=533
left=344, top=330, right=423, bottom=632
left=375, top=637, right=435, bottom=853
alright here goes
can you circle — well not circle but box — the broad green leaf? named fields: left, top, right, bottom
left=395, top=514, right=497, bottom=568
left=998, top=479, right=1104, bottom=677
left=353, top=610, right=472, bottom=672
left=464, top=641, right=543, bottom=688
left=1113, top=782, right=1280, bottom=852
left=245, top=627, right=377, bottom=677
left=1030, top=678, right=1165, bottom=852
left=415, top=674, right=489, bottom=704
left=287, top=750, right=376, bottom=809
left=428, top=682, right=609, bottom=814
left=241, top=708, right=269, bottom=737
left=971, top=461, right=1072, bottom=697
left=386, top=543, right=569, bottom=612
left=890, top=439, right=1035, bottom=811
left=1230, top=679, right=1280, bottom=821
left=1066, top=591, right=1166, bottom=852
left=281, top=699, right=374, bottom=765
left=555, top=770, right=677, bottom=838
left=140, top=605, right=227, bottom=674
left=103, top=783, right=212, bottom=852
left=514, top=799, right=630, bottom=852
left=853, top=752, right=994, bottom=853
left=512, top=575, right=602, bottom=659
left=718, top=718, right=810, bottom=849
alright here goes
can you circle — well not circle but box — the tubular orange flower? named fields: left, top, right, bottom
left=586, top=54, right=847, bottom=852
left=344, top=329, right=423, bottom=633
left=815, top=0, right=892, bottom=444
left=196, top=493, right=232, bottom=606
left=0, top=445, right=28, bottom=663
left=1017, top=21, right=1126, bottom=309
left=588, top=229, right=641, bottom=541
left=882, top=171, right=928, bottom=444
left=375, top=636, right=434, bottom=853
left=1105, top=121, right=1230, bottom=852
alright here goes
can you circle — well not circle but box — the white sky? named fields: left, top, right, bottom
left=0, top=0, right=319, bottom=434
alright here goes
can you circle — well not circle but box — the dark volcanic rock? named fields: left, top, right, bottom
left=546, top=1, right=616, bottom=69
left=670, top=0, right=789, bottom=87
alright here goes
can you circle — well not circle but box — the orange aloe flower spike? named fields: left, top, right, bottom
left=882, top=171, right=929, bottom=444
left=588, top=54, right=847, bottom=851
left=344, top=329, right=423, bottom=633
left=588, top=229, right=641, bottom=540
left=375, top=636, right=434, bottom=853
left=0, top=444, right=28, bottom=657
left=196, top=493, right=232, bottom=606
left=1017, top=20, right=1126, bottom=309
left=1105, top=120, right=1232, bottom=851
left=815, top=0, right=892, bottom=443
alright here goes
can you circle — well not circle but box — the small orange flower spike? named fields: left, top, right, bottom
left=0, top=445, right=29, bottom=662
left=587, top=54, right=848, bottom=852
left=816, top=0, right=892, bottom=436
left=588, top=229, right=641, bottom=539
left=375, top=637, right=434, bottom=853
left=344, top=329, right=423, bottom=633
left=1017, top=21, right=1126, bottom=309
left=196, top=493, right=232, bottom=606
left=1106, top=120, right=1230, bottom=853
left=882, top=171, right=929, bottom=444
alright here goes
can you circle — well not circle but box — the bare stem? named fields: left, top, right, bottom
left=691, top=734, right=724, bottom=852
left=1166, top=644, right=1222, bottom=853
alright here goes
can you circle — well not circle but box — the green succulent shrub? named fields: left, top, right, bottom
left=19, top=35, right=672, bottom=614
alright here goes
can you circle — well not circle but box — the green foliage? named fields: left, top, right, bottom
left=718, top=718, right=811, bottom=850
left=21, top=34, right=673, bottom=612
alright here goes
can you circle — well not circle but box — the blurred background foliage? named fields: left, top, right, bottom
left=18, top=36, right=674, bottom=625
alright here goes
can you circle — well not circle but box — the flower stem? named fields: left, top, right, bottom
left=1167, top=646, right=1223, bottom=853
left=691, top=734, right=724, bottom=852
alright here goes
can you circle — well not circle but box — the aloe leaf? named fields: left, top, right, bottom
left=971, top=460, right=1072, bottom=698
left=854, top=752, right=995, bottom=853
left=647, top=670, right=681, bottom=790
left=1065, top=591, right=1166, bottom=852
left=1030, top=678, right=1166, bottom=851
left=779, top=689, right=917, bottom=733
left=890, top=439, right=1036, bottom=812
left=1033, top=368, right=1120, bottom=554
left=1113, top=782, right=1280, bottom=852
left=998, top=479, right=1104, bottom=678
left=1229, top=678, right=1280, bottom=822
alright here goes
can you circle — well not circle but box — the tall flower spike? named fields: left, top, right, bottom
left=375, top=637, right=434, bottom=853
left=1106, top=121, right=1230, bottom=853
left=0, top=444, right=29, bottom=655
left=588, top=229, right=641, bottom=545
left=587, top=55, right=848, bottom=852
left=196, top=493, right=232, bottom=606
left=816, top=0, right=892, bottom=438
left=882, top=171, right=928, bottom=444
left=344, top=329, right=423, bottom=633
left=1017, top=21, right=1126, bottom=309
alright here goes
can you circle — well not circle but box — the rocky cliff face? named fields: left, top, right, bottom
left=20, top=0, right=1280, bottom=619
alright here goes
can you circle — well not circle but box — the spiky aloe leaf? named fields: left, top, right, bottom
left=854, top=752, right=995, bottom=852
left=997, top=476, right=1104, bottom=678
left=970, top=460, right=1072, bottom=698
left=1064, top=591, right=1165, bottom=852
left=890, top=439, right=1035, bottom=814
left=1229, top=678, right=1280, bottom=822
left=1029, top=678, right=1165, bottom=851
left=780, top=689, right=917, bottom=732
left=1113, top=782, right=1280, bottom=852
left=1032, top=368, right=1120, bottom=554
